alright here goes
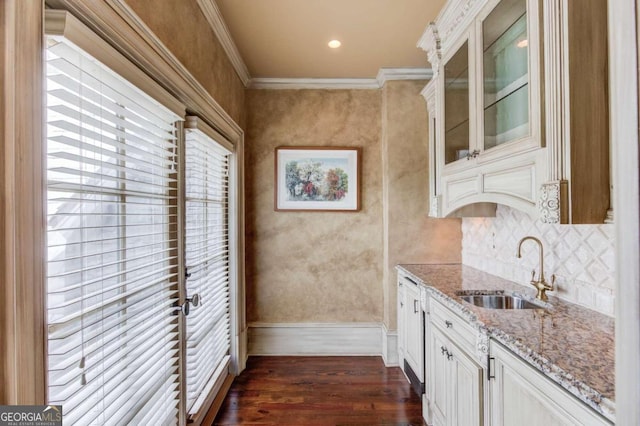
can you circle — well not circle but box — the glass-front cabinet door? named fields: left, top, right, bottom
left=443, top=40, right=471, bottom=165
left=481, top=0, right=538, bottom=152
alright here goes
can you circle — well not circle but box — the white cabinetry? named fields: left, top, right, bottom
left=428, top=297, right=484, bottom=426
left=419, top=0, right=610, bottom=224
left=489, top=340, right=612, bottom=425
left=397, top=274, right=424, bottom=394
left=404, top=280, right=423, bottom=381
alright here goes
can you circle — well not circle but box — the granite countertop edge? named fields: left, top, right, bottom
left=396, top=264, right=615, bottom=422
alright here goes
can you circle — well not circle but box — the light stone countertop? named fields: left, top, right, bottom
left=397, top=263, right=615, bottom=422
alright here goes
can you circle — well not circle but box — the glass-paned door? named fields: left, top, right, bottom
left=444, top=41, right=471, bottom=164
left=184, top=124, right=232, bottom=420
left=45, top=34, right=182, bottom=425
left=483, top=0, right=529, bottom=149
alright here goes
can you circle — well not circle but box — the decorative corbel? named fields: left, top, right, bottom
left=418, top=22, right=442, bottom=75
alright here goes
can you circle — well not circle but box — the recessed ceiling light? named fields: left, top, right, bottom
left=328, top=40, right=342, bottom=49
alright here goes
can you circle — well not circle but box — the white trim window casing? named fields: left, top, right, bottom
left=45, top=14, right=185, bottom=425
left=183, top=122, right=233, bottom=419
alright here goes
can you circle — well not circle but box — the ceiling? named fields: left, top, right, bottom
left=215, top=0, right=447, bottom=79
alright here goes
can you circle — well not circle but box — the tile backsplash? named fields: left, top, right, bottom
left=462, top=205, right=615, bottom=316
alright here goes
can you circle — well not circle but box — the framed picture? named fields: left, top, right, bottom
left=275, top=146, right=361, bottom=212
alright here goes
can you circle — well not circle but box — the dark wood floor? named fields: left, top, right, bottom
left=213, top=356, right=424, bottom=426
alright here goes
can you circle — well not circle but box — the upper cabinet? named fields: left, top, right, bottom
left=420, top=0, right=610, bottom=224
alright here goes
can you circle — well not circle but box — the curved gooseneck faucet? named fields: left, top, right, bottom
left=516, top=236, right=555, bottom=301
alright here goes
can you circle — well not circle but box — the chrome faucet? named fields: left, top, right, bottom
left=516, top=236, right=556, bottom=302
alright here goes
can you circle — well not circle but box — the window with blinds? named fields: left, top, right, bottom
left=45, top=33, right=183, bottom=425
left=184, top=123, right=232, bottom=417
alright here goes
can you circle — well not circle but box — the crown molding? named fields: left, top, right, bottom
left=249, top=78, right=381, bottom=90
left=249, top=68, right=432, bottom=90
left=376, top=67, right=433, bottom=85
left=46, top=0, right=243, bottom=143
left=196, top=0, right=251, bottom=87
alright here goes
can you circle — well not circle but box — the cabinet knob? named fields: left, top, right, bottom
left=446, top=351, right=453, bottom=361
left=445, top=320, right=453, bottom=328
left=466, top=149, right=480, bottom=160
left=441, top=346, right=447, bottom=355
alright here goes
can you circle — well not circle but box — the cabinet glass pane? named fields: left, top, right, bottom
left=483, top=0, right=529, bottom=149
left=444, top=41, right=470, bottom=164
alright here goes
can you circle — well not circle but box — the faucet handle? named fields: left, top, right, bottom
left=548, top=274, right=556, bottom=291
left=530, top=269, right=537, bottom=282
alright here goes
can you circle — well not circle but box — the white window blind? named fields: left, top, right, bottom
left=184, top=125, right=232, bottom=416
left=46, top=34, right=183, bottom=425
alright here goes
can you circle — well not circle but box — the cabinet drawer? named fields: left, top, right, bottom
left=430, top=297, right=476, bottom=355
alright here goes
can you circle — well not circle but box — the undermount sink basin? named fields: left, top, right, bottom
left=460, top=294, right=546, bottom=310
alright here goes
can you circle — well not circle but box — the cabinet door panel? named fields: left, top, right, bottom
left=405, top=283, right=423, bottom=378
left=451, top=345, right=483, bottom=426
left=490, top=342, right=612, bottom=426
left=430, top=327, right=450, bottom=426
left=397, top=281, right=405, bottom=360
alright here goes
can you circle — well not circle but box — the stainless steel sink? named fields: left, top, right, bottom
left=460, top=294, right=546, bottom=310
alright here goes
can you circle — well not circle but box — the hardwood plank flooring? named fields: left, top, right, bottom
left=213, top=356, right=424, bottom=426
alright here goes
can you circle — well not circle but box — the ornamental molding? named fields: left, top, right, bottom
left=46, top=0, right=244, bottom=143
left=420, top=287, right=428, bottom=312
left=376, top=68, right=433, bottom=85
left=435, top=0, right=485, bottom=50
left=249, top=78, right=380, bottom=90
left=429, top=195, right=442, bottom=218
left=417, top=22, right=442, bottom=73
left=249, top=68, right=433, bottom=90
left=539, top=180, right=568, bottom=224
left=196, top=0, right=251, bottom=87
left=417, top=0, right=487, bottom=73
left=420, top=78, right=437, bottom=114
left=476, top=328, right=490, bottom=363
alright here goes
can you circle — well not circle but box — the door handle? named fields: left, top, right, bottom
left=172, top=293, right=201, bottom=316
left=183, top=293, right=201, bottom=316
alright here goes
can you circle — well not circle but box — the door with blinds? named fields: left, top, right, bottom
left=183, top=120, right=233, bottom=421
left=45, top=33, right=183, bottom=424
left=45, top=12, right=235, bottom=426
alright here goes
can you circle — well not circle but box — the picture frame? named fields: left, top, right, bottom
left=274, top=146, right=361, bottom=212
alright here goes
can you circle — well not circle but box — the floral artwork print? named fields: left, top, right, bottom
left=275, top=147, right=360, bottom=211
left=285, top=158, right=349, bottom=202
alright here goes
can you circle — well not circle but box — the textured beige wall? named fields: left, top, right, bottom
left=126, top=0, right=245, bottom=126
left=245, top=89, right=384, bottom=323
left=382, top=81, right=462, bottom=330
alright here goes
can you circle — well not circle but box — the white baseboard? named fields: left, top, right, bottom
left=382, top=325, right=399, bottom=366
left=248, top=322, right=384, bottom=356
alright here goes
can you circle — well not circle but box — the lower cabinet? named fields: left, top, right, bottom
left=489, top=341, right=612, bottom=426
left=397, top=274, right=424, bottom=394
left=429, top=316, right=483, bottom=426
left=404, top=279, right=423, bottom=381
left=414, top=288, right=612, bottom=426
